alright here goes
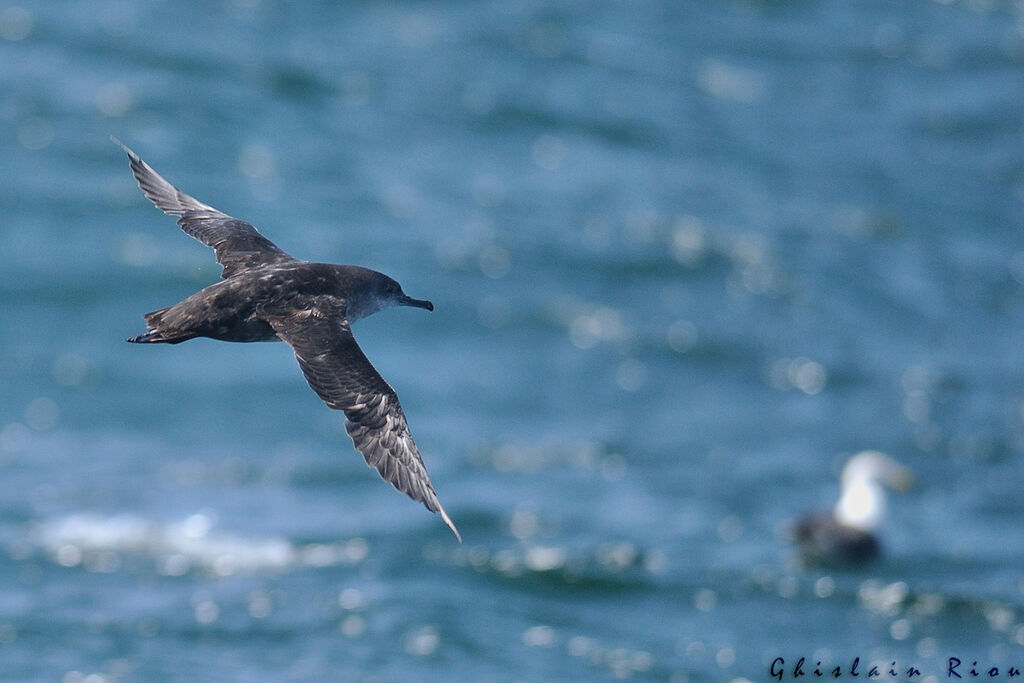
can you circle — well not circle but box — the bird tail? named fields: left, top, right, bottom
left=127, top=306, right=192, bottom=344
left=127, top=329, right=168, bottom=343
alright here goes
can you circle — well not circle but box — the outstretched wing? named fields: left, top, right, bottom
left=268, top=306, right=460, bottom=541
left=114, top=137, right=294, bottom=278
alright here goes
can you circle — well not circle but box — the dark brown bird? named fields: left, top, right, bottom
left=115, top=138, right=460, bottom=541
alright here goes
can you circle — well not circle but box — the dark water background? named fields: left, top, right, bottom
left=2, top=1, right=1024, bottom=681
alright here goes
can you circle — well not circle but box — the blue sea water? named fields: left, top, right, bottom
left=2, top=0, right=1024, bottom=680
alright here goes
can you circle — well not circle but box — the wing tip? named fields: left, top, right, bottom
left=111, top=136, right=204, bottom=218
left=110, top=134, right=138, bottom=161
left=438, top=504, right=462, bottom=543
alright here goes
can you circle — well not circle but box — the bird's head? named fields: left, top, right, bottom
left=833, top=450, right=913, bottom=531
left=345, top=268, right=433, bottom=323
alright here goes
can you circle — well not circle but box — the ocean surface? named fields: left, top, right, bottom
left=2, top=1, right=1024, bottom=681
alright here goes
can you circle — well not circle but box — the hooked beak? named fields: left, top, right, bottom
left=399, top=294, right=434, bottom=311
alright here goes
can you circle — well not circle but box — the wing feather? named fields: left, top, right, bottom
left=114, top=137, right=294, bottom=278
left=268, top=308, right=459, bottom=541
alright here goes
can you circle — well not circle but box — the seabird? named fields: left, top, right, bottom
left=114, top=138, right=460, bottom=541
left=793, top=450, right=912, bottom=565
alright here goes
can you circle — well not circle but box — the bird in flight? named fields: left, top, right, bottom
left=115, top=138, right=460, bottom=541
